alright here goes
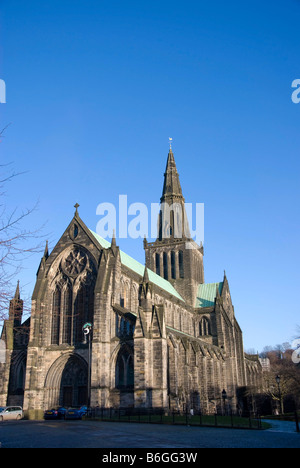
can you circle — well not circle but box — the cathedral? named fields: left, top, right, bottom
left=0, top=147, right=263, bottom=416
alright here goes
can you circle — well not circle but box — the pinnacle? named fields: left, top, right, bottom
left=14, top=280, right=20, bottom=301
left=161, top=148, right=183, bottom=202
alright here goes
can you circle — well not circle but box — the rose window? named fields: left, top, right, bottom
left=63, top=249, right=87, bottom=276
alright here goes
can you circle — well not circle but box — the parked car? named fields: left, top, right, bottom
left=0, top=406, right=23, bottom=421
left=44, top=407, right=67, bottom=420
left=65, top=406, right=87, bottom=420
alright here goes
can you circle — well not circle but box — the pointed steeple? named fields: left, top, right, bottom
left=161, top=147, right=184, bottom=203
left=14, top=280, right=20, bottom=301
left=9, top=281, right=23, bottom=327
left=143, top=143, right=205, bottom=304
left=158, top=145, right=190, bottom=241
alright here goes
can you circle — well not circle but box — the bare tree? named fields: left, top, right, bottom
left=0, top=127, right=44, bottom=326
left=260, top=340, right=300, bottom=414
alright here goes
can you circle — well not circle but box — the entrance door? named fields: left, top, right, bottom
left=63, top=386, right=73, bottom=407
left=78, top=386, right=87, bottom=406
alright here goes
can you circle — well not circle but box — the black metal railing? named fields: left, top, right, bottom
left=84, top=407, right=263, bottom=430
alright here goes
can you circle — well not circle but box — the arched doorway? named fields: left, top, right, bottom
left=113, top=345, right=134, bottom=408
left=45, top=353, right=88, bottom=408
left=115, top=348, right=134, bottom=389
left=61, top=356, right=88, bottom=407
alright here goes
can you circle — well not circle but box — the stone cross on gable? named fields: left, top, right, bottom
left=74, top=203, right=80, bottom=215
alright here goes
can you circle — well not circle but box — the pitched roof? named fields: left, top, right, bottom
left=195, top=282, right=223, bottom=308
left=89, top=230, right=184, bottom=302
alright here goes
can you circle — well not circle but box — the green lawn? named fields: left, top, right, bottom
left=85, top=412, right=270, bottom=429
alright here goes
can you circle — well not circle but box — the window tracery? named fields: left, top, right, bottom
left=50, top=247, right=96, bottom=346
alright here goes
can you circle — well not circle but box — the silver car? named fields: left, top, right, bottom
left=0, top=406, right=23, bottom=421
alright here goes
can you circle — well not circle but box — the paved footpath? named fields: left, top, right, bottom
left=264, top=419, right=299, bottom=433
left=0, top=419, right=300, bottom=449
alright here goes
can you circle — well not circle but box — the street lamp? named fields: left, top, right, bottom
left=275, top=375, right=284, bottom=415
left=83, top=322, right=92, bottom=410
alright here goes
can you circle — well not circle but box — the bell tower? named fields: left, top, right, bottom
left=144, top=144, right=204, bottom=306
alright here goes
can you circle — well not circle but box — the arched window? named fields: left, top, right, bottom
left=115, top=349, right=134, bottom=389
left=74, top=284, right=94, bottom=344
left=51, top=287, right=61, bottom=345
left=155, top=253, right=160, bottom=276
left=74, top=285, right=86, bottom=344
left=171, top=251, right=176, bottom=279
left=17, top=362, right=25, bottom=392
left=120, top=281, right=129, bottom=308
left=199, top=317, right=211, bottom=336
left=62, top=285, right=72, bottom=345
left=131, top=285, right=138, bottom=313
left=50, top=248, right=96, bottom=346
left=163, top=252, right=168, bottom=280
left=179, top=250, right=184, bottom=278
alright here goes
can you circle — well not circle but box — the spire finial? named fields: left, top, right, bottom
left=169, top=137, right=173, bottom=151
left=44, top=240, right=49, bottom=259
left=111, top=228, right=116, bottom=247
left=143, top=266, right=149, bottom=283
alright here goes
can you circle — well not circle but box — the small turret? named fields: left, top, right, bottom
left=9, top=281, right=23, bottom=328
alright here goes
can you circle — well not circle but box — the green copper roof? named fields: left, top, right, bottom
left=89, top=230, right=184, bottom=302
left=195, top=282, right=223, bottom=308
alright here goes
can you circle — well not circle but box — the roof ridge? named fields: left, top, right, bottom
left=89, top=229, right=184, bottom=302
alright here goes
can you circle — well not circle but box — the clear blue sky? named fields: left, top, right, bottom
left=0, top=0, right=299, bottom=352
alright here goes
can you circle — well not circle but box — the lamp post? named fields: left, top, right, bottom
left=275, top=375, right=284, bottom=415
left=83, top=322, right=92, bottom=410
left=222, top=389, right=227, bottom=415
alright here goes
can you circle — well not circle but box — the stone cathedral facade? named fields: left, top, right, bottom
left=0, top=148, right=263, bottom=415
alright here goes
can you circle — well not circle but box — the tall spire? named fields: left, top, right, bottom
left=144, top=143, right=204, bottom=303
left=161, top=146, right=184, bottom=203
left=158, top=144, right=190, bottom=241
